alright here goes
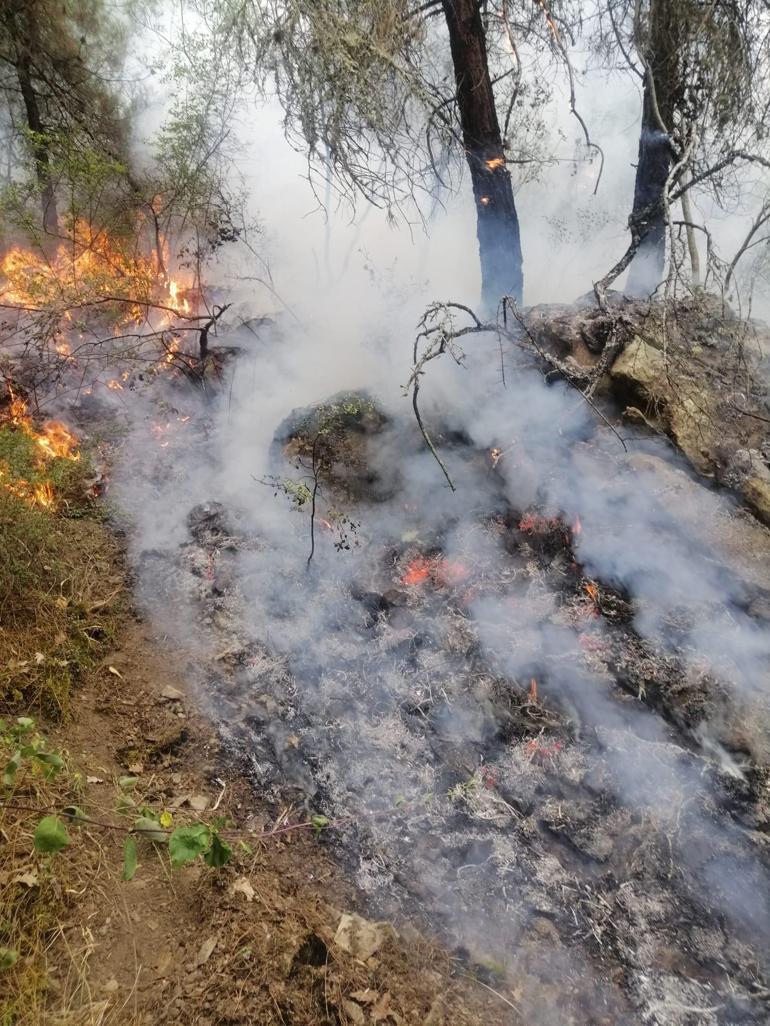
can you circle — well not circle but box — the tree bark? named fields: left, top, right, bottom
left=626, top=0, right=679, bottom=297
left=4, top=1, right=59, bottom=235
left=442, top=0, right=523, bottom=311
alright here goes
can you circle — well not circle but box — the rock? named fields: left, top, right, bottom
left=160, top=684, right=185, bottom=702
left=333, top=913, right=397, bottom=962
left=272, top=391, right=398, bottom=502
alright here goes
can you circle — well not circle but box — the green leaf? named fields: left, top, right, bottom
left=62, top=805, right=87, bottom=823
left=15, top=717, right=35, bottom=733
left=122, top=836, right=137, bottom=881
left=132, top=816, right=167, bottom=844
left=118, top=776, right=138, bottom=789
left=168, top=824, right=210, bottom=868
left=203, top=832, right=231, bottom=869
left=34, top=816, right=70, bottom=854
left=0, top=947, right=18, bottom=971
left=311, top=814, right=329, bottom=835
left=3, top=751, right=22, bottom=787
left=34, top=751, right=64, bottom=776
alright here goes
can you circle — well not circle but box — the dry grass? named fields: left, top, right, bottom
left=0, top=424, right=121, bottom=714
left=0, top=427, right=127, bottom=1025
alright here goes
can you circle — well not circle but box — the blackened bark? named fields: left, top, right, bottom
left=442, top=0, right=523, bottom=310
left=626, top=0, right=679, bottom=297
left=625, top=85, right=671, bottom=296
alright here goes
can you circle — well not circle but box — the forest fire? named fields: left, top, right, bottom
left=1, top=396, right=80, bottom=508
left=0, top=220, right=193, bottom=329
left=485, top=156, right=505, bottom=170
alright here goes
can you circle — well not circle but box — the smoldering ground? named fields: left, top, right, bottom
left=107, top=280, right=770, bottom=1024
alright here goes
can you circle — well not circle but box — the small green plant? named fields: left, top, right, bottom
left=1, top=716, right=65, bottom=790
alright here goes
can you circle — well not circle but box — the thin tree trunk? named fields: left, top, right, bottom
left=16, top=55, right=58, bottom=236
left=8, top=0, right=59, bottom=237
left=626, top=0, right=678, bottom=297
left=442, top=0, right=523, bottom=311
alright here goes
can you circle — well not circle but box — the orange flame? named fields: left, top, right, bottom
left=1, top=395, right=80, bottom=508
left=400, top=556, right=469, bottom=587
left=479, top=196, right=491, bottom=206
left=485, top=156, right=505, bottom=171
left=572, top=515, right=582, bottom=536
left=528, top=678, right=538, bottom=703
left=584, top=581, right=600, bottom=605
left=106, top=379, right=124, bottom=391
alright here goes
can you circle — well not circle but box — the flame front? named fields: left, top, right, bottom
left=1, top=395, right=80, bottom=508
left=0, top=218, right=193, bottom=332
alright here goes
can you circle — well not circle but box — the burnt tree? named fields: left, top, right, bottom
left=626, top=1, right=682, bottom=296
left=442, top=0, right=523, bottom=310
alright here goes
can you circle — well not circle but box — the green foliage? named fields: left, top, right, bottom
left=122, top=836, right=138, bottom=881
left=0, top=948, right=19, bottom=972
left=168, top=824, right=212, bottom=867
left=33, top=816, right=70, bottom=854
left=1, top=717, right=65, bottom=790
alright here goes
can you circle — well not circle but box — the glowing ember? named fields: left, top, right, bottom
left=106, top=379, right=124, bottom=391
left=479, top=196, right=491, bottom=206
left=400, top=556, right=469, bottom=587
left=489, top=447, right=503, bottom=467
left=401, top=557, right=432, bottom=586
left=485, top=156, right=505, bottom=171
left=518, top=512, right=561, bottom=534
left=584, top=581, right=600, bottom=604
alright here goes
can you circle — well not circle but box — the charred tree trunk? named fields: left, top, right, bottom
left=626, top=0, right=679, bottom=297
left=442, top=0, right=523, bottom=311
left=625, top=87, right=672, bottom=296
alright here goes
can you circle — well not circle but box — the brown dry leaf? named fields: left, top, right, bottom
left=231, top=877, right=255, bottom=902
left=350, top=990, right=378, bottom=1005
left=371, top=992, right=391, bottom=1022
left=342, top=1000, right=365, bottom=1025
left=12, top=870, right=39, bottom=888
left=107, top=665, right=123, bottom=679
left=86, top=775, right=104, bottom=784
left=196, top=936, right=217, bottom=965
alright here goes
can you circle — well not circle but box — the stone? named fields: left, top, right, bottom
left=333, top=913, right=397, bottom=963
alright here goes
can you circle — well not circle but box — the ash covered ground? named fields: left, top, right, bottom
left=112, top=305, right=770, bottom=1026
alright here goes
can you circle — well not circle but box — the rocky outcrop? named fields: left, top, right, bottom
left=526, top=294, right=770, bottom=525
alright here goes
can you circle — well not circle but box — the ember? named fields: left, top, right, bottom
left=400, top=555, right=470, bottom=587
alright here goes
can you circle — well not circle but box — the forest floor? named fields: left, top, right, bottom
left=0, top=477, right=511, bottom=1026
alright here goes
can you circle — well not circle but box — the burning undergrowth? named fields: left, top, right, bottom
left=106, top=305, right=770, bottom=1026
